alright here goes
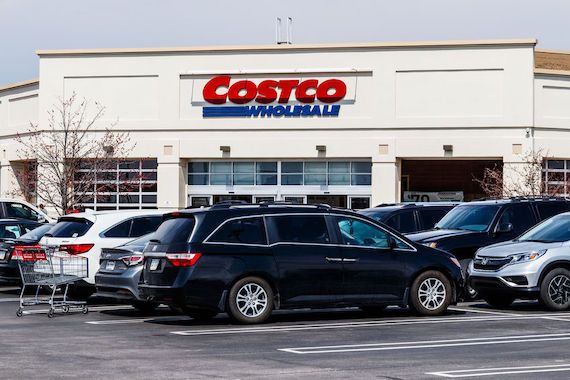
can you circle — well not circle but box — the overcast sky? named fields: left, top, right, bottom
left=1, top=0, right=570, bottom=85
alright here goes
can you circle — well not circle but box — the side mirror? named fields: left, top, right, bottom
left=388, top=236, right=398, bottom=250
left=496, top=223, right=514, bottom=234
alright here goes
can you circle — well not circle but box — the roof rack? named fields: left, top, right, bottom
left=473, top=196, right=569, bottom=202
left=209, top=200, right=250, bottom=209
left=209, top=200, right=333, bottom=210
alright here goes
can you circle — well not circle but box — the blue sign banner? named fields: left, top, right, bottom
left=203, top=104, right=341, bottom=118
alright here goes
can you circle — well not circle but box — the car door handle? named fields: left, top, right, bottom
left=343, top=258, right=359, bottom=263
left=325, top=257, right=343, bottom=262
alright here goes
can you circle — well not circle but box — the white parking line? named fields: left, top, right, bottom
left=279, top=332, right=570, bottom=354
left=170, top=313, right=570, bottom=336
left=0, top=287, right=21, bottom=292
left=0, top=298, right=21, bottom=303
left=427, top=364, right=570, bottom=378
left=448, top=307, right=521, bottom=316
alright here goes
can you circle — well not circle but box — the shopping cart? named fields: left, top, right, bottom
left=15, top=246, right=89, bottom=318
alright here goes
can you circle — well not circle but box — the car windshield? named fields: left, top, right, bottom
left=435, top=205, right=500, bottom=232
left=19, top=224, right=54, bottom=241
left=517, top=215, right=570, bottom=243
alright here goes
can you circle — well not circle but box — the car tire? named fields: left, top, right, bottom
left=227, top=276, right=274, bottom=324
left=409, top=270, right=452, bottom=316
left=66, top=285, right=95, bottom=301
left=460, top=259, right=478, bottom=300
left=132, top=302, right=159, bottom=313
left=482, top=294, right=515, bottom=309
left=539, top=268, right=570, bottom=311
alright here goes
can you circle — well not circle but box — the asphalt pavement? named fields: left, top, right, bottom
left=1, top=285, right=570, bottom=379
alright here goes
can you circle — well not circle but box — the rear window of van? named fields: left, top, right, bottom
left=49, top=218, right=93, bottom=238
left=151, top=216, right=195, bottom=244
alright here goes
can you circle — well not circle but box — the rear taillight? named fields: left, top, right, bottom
left=165, top=253, right=201, bottom=267
left=12, top=245, right=46, bottom=261
left=59, top=244, right=94, bottom=255
left=122, top=255, right=143, bottom=266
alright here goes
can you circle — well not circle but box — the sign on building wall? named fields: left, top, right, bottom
left=403, top=191, right=464, bottom=202
left=189, top=74, right=357, bottom=118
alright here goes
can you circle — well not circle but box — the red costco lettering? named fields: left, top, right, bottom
left=202, top=76, right=347, bottom=104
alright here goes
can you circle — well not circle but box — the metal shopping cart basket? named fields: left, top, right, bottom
left=15, top=246, right=89, bottom=318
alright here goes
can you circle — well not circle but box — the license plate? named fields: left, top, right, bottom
left=0, top=252, right=5, bottom=260
left=106, top=261, right=116, bottom=271
left=150, top=259, right=160, bottom=271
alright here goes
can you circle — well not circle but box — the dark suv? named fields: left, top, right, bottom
left=140, top=203, right=463, bottom=324
left=359, top=203, right=457, bottom=234
left=406, top=198, right=570, bottom=282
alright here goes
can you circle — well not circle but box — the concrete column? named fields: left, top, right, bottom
left=371, top=160, right=399, bottom=205
left=156, top=140, right=186, bottom=210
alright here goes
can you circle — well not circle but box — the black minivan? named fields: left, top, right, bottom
left=140, top=203, right=463, bottom=324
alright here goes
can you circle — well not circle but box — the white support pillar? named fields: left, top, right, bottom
left=156, top=140, right=186, bottom=210
left=371, top=160, right=399, bottom=205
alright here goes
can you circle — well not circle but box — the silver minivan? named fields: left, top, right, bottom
left=468, top=212, right=570, bottom=310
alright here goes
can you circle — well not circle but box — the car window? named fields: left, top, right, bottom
left=335, top=216, right=409, bottom=249
left=151, top=216, right=195, bottom=244
left=5, top=202, right=39, bottom=221
left=536, top=202, right=569, bottom=220
left=209, top=217, right=267, bottom=245
left=0, top=224, right=22, bottom=239
left=498, top=205, right=535, bottom=234
left=268, top=215, right=330, bottom=244
left=436, top=205, right=499, bottom=232
left=385, top=211, right=416, bottom=233
left=20, top=224, right=53, bottom=240
left=518, top=214, right=570, bottom=242
left=49, top=219, right=93, bottom=238
left=130, top=216, right=162, bottom=237
left=22, top=224, right=38, bottom=233
left=103, top=219, right=132, bottom=238
left=418, top=209, right=448, bottom=230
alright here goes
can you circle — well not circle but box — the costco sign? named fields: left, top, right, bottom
left=200, top=75, right=348, bottom=118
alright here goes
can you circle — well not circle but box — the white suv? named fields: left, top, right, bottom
left=39, top=210, right=168, bottom=299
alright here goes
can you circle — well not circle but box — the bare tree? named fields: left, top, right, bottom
left=13, top=93, right=132, bottom=215
left=473, top=149, right=564, bottom=198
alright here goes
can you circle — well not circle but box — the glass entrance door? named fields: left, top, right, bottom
left=213, top=195, right=253, bottom=204
left=307, top=195, right=347, bottom=208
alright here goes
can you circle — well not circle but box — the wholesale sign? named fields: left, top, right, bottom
left=200, top=75, right=347, bottom=118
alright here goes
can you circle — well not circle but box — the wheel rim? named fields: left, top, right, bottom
left=548, top=274, right=570, bottom=305
left=236, top=283, right=268, bottom=318
left=418, top=278, right=446, bottom=310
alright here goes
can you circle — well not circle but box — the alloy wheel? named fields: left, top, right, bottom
left=236, top=283, right=268, bottom=318
left=418, top=278, right=447, bottom=310
left=548, top=274, right=570, bottom=305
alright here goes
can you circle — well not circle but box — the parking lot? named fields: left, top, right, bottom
left=2, top=286, right=570, bottom=379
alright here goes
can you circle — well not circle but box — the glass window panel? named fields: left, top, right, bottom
left=96, top=184, right=117, bottom=193
left=256, top=174, right=277, bottom=185
left=119, top=160, right=140, bottom=170
left=351, top=174, right=372, bottom=185
left=281, top=174, right=303, bottom=185
left=328, top=173, right=350, bottom=185
left=96, top=194, right=117, bottom=203
left=211, top=162, right=232, bottom=173
left=548, top=172, right=565, bottom=182
left=80, top=195, right=95, bottom=204
left=233, top=162, right=254, bottom=173
left=142, top=183, right=158, bottom=192
left=209, top=217, right=267, bottom=245
left=256, top=162, right=277, bottom=173
left=119, top=183, right=140, bottom=192
left=188, top=162, right=209, bottom=173
left=305, top=174, right=327, bottom=185
left=305, top=162, right=326, bottom=173
left=141, top=159, right=158, bottom=170
left=141, top=195, right=157, bottom=204
left=269, top=215, right=330, bottom=244
left=328, top=162, right=350, bottom=173
left=97, top=172, right=117, bottom=181
left=548, top=160, right=565, bottom=170
left=352, top=162, right=372, bottom=173
left=141, top=172, right=157, bottom=181
left=104, top=220, right=132, bottom=238
left=188, top=174, right=209, bottom=185
left=282, top=162, right=303, bottom=173
left=119, top=172, right=141, bottom=181
left=119, top=195, right=140, bottom=204
left=211, top=174, right=232, bottom=185
left=233, top=174, right=255, bottom=185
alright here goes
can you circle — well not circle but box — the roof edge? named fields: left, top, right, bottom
left=0, top=78, right=39, bottom=93
left=535, top=68, right=570, bottom=77
left=36, top=38, right=538, bottom=57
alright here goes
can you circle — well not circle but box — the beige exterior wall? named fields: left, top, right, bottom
left=2, top=39, right=560, bottom=209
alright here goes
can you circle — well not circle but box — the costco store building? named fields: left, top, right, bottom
left=1, top=39, right=570, bottom=211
